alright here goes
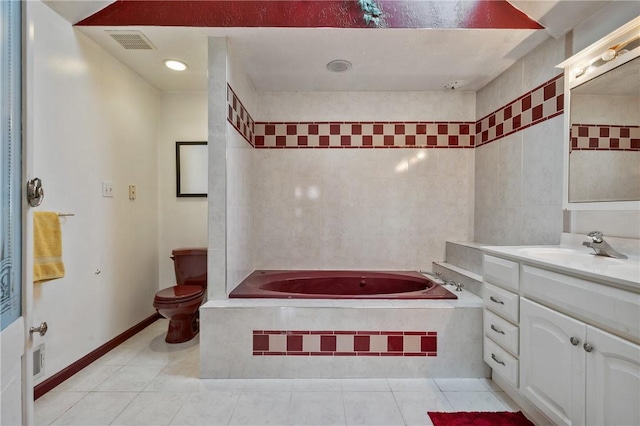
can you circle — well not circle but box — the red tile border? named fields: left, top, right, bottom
left=253, top=330, right=438, bottom=357
left=253, top=120, right=475, bottom=149
left=475, top=74, right=564, bottom=147
left=226, top=85, right=255, bottom=147
left=228, top=74, right=567, bottom=152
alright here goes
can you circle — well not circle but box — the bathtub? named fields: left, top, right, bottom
left=228, top=270, right=457, bottom=299
left=201, top=270, right=487, bottom=379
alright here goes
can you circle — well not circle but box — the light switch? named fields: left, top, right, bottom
left=102, top=181, right=113, bottom=197
left=128, top=185, right=136, bottom=201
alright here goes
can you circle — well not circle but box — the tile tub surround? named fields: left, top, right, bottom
left=475, top=74, right=564, bottom=147
left=227, top=72, right=563, bottom=152
left=199, top=291, right=488, bottom=379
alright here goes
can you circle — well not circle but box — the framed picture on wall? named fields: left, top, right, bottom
left=176, top=141, right=207, bottom=197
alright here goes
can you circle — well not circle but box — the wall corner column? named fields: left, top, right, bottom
left=207, top=37, right=228, bottom=299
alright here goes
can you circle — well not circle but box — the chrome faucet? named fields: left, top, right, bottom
left=419, top=270, right=464, bottom=291
left=582, top=231, right=628, bottom=259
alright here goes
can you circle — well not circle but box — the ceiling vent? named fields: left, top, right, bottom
left=106, top=30, right=155, bottom=50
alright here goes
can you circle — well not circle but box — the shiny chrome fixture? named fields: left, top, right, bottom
left=582, top=231, right=628, bottom=259
left=419, top=270, right=463, bottom=291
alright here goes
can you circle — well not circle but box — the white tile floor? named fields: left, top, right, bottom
left=35, top=319, right=521, bottom=425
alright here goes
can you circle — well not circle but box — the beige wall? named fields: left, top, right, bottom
left=30, top=1, right=160, bottom=384
left=157, top=93, right=208, bottom=289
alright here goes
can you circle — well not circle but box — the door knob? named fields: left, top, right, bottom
left=583, top=342, right=594, bottom=353
left=26, top=177, right=44, bottom=207
left=29, top=322, right=48, bottom=336
left=570, top=337, right=580, bottom=346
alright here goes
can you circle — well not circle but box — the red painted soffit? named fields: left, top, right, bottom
left=76, top=0, right=544, bottom=29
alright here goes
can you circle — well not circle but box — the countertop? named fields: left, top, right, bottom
left=481, top=233, right=640, bottom=293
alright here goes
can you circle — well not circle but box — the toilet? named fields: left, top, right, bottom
left=153, top=248, right=207, bottom=343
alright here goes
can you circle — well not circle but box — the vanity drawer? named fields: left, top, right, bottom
left=484, top=308, right=519, bottom=356
left=521, top=265, right=640, bottom=343
left=484, top=282, right=519, bottom=323
left=483, top=255, right=520, bottom=291
left=484, top=337, right=519, bottom=388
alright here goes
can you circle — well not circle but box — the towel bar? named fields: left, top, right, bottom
left=57, top=213, right=74, bottom=217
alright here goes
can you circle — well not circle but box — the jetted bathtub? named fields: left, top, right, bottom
left=229, top=270, right=457, bottom=300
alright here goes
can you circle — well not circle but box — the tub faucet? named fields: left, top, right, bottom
left=419, top=270, right=463, bottom=291
left=419, top=270, right=442, bottom=280
left=582, top=231, right=628, bottom=259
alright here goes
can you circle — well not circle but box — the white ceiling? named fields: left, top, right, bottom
left=47, top=0, right=615, bottom=93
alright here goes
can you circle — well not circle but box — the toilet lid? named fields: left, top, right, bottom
left=154, top=285, right=204, bottom=303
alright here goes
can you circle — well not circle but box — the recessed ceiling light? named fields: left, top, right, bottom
left=326, top=59, right=352, bottom=73
left=164, top=59, right=188, bottom=71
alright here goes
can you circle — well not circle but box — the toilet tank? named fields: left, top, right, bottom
left=171, top=248, right=207, bottom=287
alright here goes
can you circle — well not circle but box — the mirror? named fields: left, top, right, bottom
left=176, top=141, right=208, bottom=197
left=569, top=56, right=640, bottom=203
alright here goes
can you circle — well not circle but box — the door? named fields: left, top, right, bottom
left=2, top=1, right=36, bottom=424
left=586, top=326, right=640, bottom=426
left=1, top=1, right=27, bottom=425
left=520, top=298, right=586, bottom=426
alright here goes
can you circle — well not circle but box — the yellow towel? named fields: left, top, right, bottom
left=33, top=211, right=65, bottom=283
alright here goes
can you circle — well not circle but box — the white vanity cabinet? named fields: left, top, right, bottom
left=521, top=298, right=640, bottom=426
left=520, top=298, right=586, bottom=426
left=482, top=249, right=640, bottom=426
left=482, top=255, right=520, bottom=388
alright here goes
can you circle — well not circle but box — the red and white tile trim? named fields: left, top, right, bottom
left=253, top=122, right=475, bottom=149
left=476, top=74, right=564, bottom=147
left=227, top=73, right=566, bottom=150
left=227, top=84, right=256, bottom=146
left=571, top=124, right=640, bottom=151
left=252, top=330, right=437, bottom=357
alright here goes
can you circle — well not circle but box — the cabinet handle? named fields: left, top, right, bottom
left=570, top=337, right=580, bottom=346
left=583, top=343, right=594, bottom=353
left=490, top=324, right=505, bottom=335
left=490, top=296, right=504, bottom=305
left=491, top=353, right=506, bottom=366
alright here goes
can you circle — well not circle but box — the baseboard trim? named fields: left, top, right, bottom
left=34, top=312, right=161, bottom=400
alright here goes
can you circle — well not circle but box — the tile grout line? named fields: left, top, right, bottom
left=107, top=390, right=142, bottom=425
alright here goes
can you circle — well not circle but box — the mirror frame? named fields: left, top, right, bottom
left=176, top=141, right=208, bottom=198
left=557, top=16, right=640, bottom=211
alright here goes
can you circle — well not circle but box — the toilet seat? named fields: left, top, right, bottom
left=154, top=285, right=204, bottom=304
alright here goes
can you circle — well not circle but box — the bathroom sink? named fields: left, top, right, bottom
left=483, top=243, right=640, bottom=290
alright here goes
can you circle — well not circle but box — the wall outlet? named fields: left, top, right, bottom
left=102, top=181, right=113, bottom=198
left=128, top=185, right=136, bottom=200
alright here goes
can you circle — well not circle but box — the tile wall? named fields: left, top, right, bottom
left=474, top=36, right=567, bottom=245
left=225, top=45, right=259, bottom=297
left=246, top=91, right=475, bottom=276
left=200, top=299, right=486, bottom=378
left=221, top=31, right=637, bottom=291
left=222, top=36, right=572, bottom=276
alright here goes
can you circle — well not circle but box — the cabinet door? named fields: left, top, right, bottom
left=586, top=326, right=640, bottom=426
left=520, top=299, right=586, bottom=426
